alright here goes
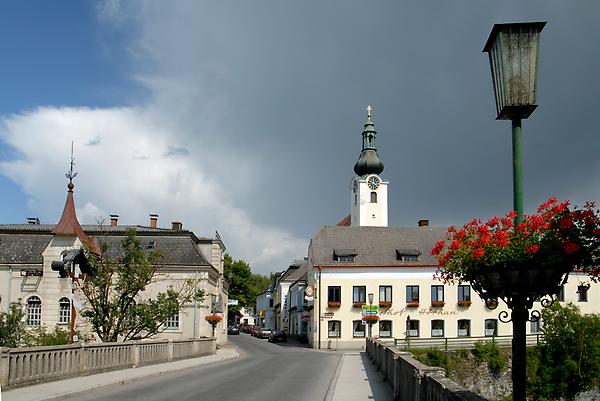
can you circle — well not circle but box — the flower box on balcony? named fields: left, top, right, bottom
left=457, top=300, right=472, bottom=307
left=327, top=301, right=341, bottom=308
left=431, top=301, right=445, bottom=307
left=378, top=301, right=392, bottom=309
left=406, top=301, right=419, bottom=307
left=352, top=302, right=366, bottom=308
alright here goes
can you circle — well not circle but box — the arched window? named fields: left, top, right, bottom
left=59, top=297, right=71, bottom=324
left=370, top=191, right=377, bottom=203
left=27, top=296, right=42, bottom=326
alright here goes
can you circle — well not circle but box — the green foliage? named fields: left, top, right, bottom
left=22, top=326, right=91, bottom=346
left=0, top=303, right=26, bottom=347
left=412, top=348, right=449, bottom=374
left=82, top=228, right=204, bottom=342
left=472, top=340, right=507, bottom=374
left=224, top=253, right=270, bottom=321
left=527, top=303, right=600, bottom=400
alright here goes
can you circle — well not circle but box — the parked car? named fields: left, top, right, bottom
left=256, top=328, right=272, bottom=339
left=227, top=325, right=240, bottom=335
left=268, top=331, right=287, bottom=343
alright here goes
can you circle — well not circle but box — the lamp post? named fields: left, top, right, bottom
left=483, top=22, right=546, bottom=401
left=367, top=293, right=374, bottom=338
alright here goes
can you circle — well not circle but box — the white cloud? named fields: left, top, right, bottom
left=0, top=105, right=307, bottom=274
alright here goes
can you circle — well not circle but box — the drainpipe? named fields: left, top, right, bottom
left=318, top=265, right=321, bottom=350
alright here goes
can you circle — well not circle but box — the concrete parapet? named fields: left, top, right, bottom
left=366, top=338, right=488, bottom=401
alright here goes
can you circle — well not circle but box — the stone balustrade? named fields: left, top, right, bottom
left=0, top=338, right=216, bottom=388
left=366, top=338, right=488, bottom=401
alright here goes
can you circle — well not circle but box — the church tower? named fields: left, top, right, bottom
left=350, top=106, right=388, bottom=227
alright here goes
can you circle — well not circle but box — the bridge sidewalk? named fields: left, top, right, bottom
left=327, top=351, right=393, bottom=401
left=1, top=346, right=239, bottom=401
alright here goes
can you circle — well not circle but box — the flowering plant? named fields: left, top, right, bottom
left=406, top=301, right=419, bottom=307
left=352, top=301, right=366, bottom=308
left=432, top=198, right=600, bottom=294
left=327, top=301, right=341, bottom=308
left=362, top=315, right=379, bottom=324
left=378, top=301, right=392, bottom=309
left=431, top=301, right=445, bottom=307
left=205, top=314, right=222, bottom=328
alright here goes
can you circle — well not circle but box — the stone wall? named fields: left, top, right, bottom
left=366, top=338, right=488, bottom=401
left=0, top=338, right=215, bottom=388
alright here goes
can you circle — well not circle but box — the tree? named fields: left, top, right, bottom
left=224, top=254, right=271, bottom=322
left=82, top=228, right=204, bottom=342
left=527, top=302, right=600, bottom=400
left=0, top=303, right=26, bottom=347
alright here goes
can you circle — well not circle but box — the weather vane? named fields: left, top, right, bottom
left=66, top=141, right=78, bottom=183
left=367, top=105, right=372, bottom=119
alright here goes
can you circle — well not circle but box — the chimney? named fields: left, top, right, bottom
left=149, top=214, right=158, bottom=229
left=171, top=221, right=183, bottom=231
left=418, top=219, right=429, bottom=227
left=110, top=214, right=119, bottom=226
left=27, top=217, right=40, bottom=225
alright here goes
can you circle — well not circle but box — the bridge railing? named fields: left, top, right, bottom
left=391, top=333, right=542, bottom=351
left=0, top=337, right=216, bottom=388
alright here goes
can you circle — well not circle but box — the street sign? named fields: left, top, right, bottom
left=321, top=312, right=334, bottom=319
left=361, top=304, right=378, bottom=312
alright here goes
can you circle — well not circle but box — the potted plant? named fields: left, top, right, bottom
left=352, top=301, right=366, bottom=308
left=327, top=301, right=341, bottom=308
left=379, top=301, right=392, bottom=309
left=205, top=314, right=222, bottom=338
left=431, top=301, right=445, bottom=307
left=432, top=198, right=600, bottom=304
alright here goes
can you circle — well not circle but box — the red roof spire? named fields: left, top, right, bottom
left=51, top=143, right=100, bottom=255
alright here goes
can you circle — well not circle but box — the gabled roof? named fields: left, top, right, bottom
left=310, top=225, right=447, bottom=266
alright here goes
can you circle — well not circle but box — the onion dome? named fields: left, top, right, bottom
left=353, top=105, right=384, bottom=176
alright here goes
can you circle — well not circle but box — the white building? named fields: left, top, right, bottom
left=0, top=177, right=229, bottom=345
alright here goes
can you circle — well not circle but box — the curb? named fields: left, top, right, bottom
left=324, top=353, right=345, bottom=401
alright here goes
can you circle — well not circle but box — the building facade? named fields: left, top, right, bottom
left=0, top=178, right=229, bottom=344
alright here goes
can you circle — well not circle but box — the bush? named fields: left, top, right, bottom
left=412, top=348, right=449, bottom=374
left=0, top=304, right=26, bottom=347
left=472, top=340, right=507, bottom=374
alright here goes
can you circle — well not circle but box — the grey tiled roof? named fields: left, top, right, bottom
left=285, top=261, right=308, bottom=283
left=0, top=234, right=52, bottom=264
left=310, top=225, right=448, bottom=266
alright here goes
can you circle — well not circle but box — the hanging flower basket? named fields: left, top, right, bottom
left=327, top=301, right=341, bottom=308
left=378, top=301, right=392, bottom=309
left=205, top=314, right=222, bottom=328
left=432, top=198, right=600, bottom=305
left=362, top=315, right=379, bottom=324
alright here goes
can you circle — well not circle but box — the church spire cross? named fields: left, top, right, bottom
left=367, top=105, right=372, bottom=120
left=65, top=141, right=78, bottom=191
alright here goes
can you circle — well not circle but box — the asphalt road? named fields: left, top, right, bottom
left=73, top=334, right=342, bottom=401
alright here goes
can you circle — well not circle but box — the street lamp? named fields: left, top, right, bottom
left=483, top=22, right=546, bottom=401
left=483, top=21, right=546, bottom=225
left=367, top=293, right=374, bottom=337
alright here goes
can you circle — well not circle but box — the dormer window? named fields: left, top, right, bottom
left=370, top=191, right=377, bottom=203
left=146, top=241, right=157, bottom=250
left=334, top=249, right=358, bottom=262
left=396, top=249, right=421, bottom=262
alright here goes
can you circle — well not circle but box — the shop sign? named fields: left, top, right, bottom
left=321, top=312, right=334, bottom=319
left=304, top=286, right=314, bottom=301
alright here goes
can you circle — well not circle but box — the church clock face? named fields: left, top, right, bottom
left=367, top=176, right=380, bottom=190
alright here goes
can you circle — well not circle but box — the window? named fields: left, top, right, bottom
left=328, top=320, right=341, bottom=338
left=396, top=249, right=421, bottom=262
left=431, top=286, right=444, bottom=302
left=27, top=296, right=42, bottom=326
left=58, top=297, right=70, bottom=324
left=379, top=321, right=392, bottom=337
left=354, top=194, right=357, bottom=205
left=353, top=286, right=366, bottom=303
left=458, top=320, right=471, bottom=337
left=370, top=191, right=377, bottom=203
left=338, top=255, right=355, bottom=262
left=334, top=249, right=357, bottom=262
left=379, top=286, right=392, bottom=303
left=353, top=320, right=366, bottom=337
left=146, top=241, right=156, bottom=250
left=530, top=318, right=541, bottom=334
left=400, top=255, right=418, bottom=262
left=578, top=285, right=589, bottom=302
left=269, top=298, right=274, bottom=307
left=558, top=286, right=565, bottom=302
left=165, top=314, right=179, bottom=330
left=431, top=320, right=444, bottom=337
left=407, top=319, right=420, bottom=337
left=328, top=286, right=341, bottom=303
left=458, top=285, right=471, bottom=302
left=485, top=319, right=498, bottom=337
left=406, top=286, right=419, bottom=303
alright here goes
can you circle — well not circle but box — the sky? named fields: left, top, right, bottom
left=1, top=1, right=599, bottom=275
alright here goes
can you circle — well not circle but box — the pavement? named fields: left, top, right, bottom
left=2, top=346, right=240, bottom=401
left=326, top=351, right=393, bottom=401
left=0, top=337, right=393, bottom=401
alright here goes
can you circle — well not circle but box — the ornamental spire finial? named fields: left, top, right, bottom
left=65, top=141, right=77, bottom=191
left=367, top=105, right=372, bottom=120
